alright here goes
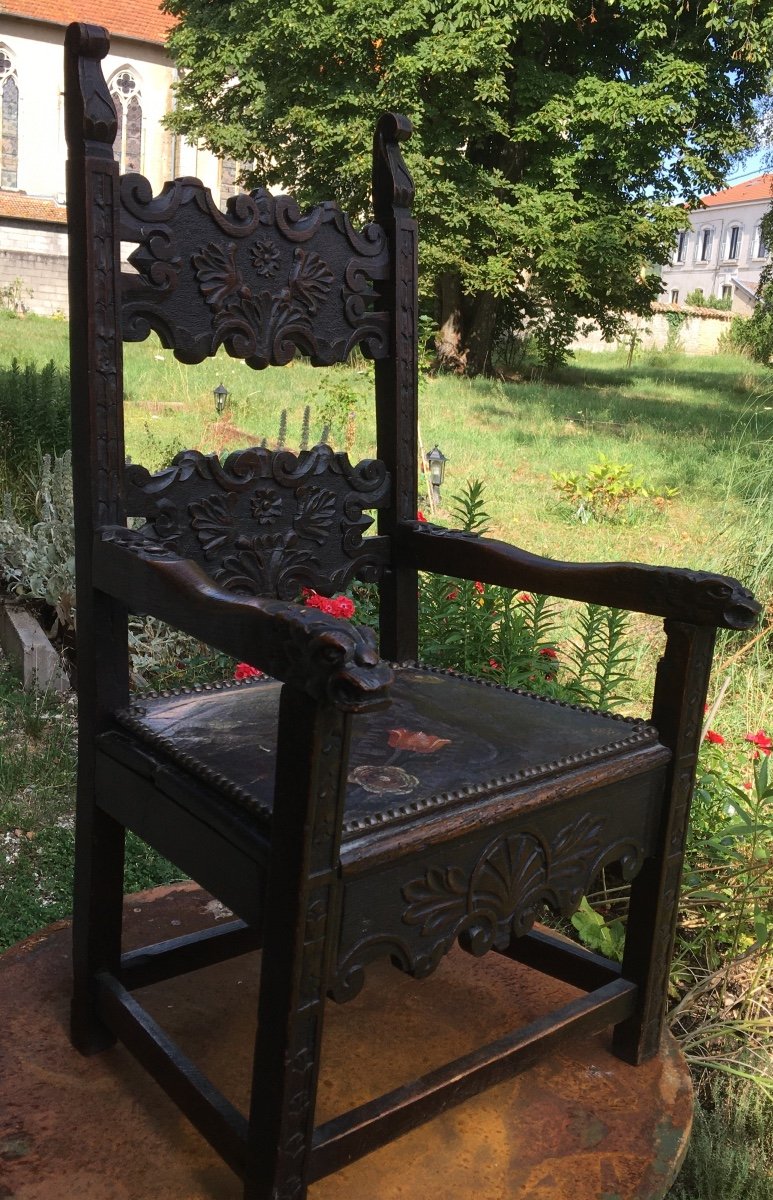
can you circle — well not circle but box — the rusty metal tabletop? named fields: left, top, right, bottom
left=0, top=884, right=692, bottom=1199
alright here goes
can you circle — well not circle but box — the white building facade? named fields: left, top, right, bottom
left=0, top=0, right=238, bottom=316
left=660, top=175, right=773, bottom=313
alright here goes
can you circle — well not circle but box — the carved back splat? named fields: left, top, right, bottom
left=119, top=177, right=391, bottom=367
left=120, top=444, right=391, bottom=599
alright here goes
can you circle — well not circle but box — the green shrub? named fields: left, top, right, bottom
left=685, top=288, right=732, bottom=311
left=551, top=454, right=678, bottom=523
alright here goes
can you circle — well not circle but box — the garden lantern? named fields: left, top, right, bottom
left=213, top=383, right=229, bottom=414
left=427, top=444, right=447, bottom=507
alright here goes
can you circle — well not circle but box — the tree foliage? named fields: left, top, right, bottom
left=164, top=0, right=773, bottom=373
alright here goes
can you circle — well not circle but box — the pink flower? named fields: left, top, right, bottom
left=234, top=662, right=263, bottom=681
left=704, top=730, right=725, bottom=745
left=517, top=592, right=532, bottom=603
left=474, top=580, right=485, bottom=595
left=745, top=730, right=772, bottom=755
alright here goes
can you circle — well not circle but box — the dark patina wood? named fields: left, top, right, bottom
left=65, top=21, right=760, bottom=1200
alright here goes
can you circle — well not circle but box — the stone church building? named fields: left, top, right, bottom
left=0, top=0, right=236, bottom=315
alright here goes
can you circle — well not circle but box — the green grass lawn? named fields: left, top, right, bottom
left=4, top=309, right=772, bottom=569
left=2, top=307, right=770, bottom=867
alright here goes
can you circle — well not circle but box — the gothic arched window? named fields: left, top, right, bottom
left=0, top=46, right=19, bottom=189
left=110, top=68, right=143, bottom=173
left=219, top=156, right=240, bottom=207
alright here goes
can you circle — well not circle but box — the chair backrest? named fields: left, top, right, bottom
left=119, top=176, right=392, bottom=368
left=123, top=445, right=391, bottom=599
left=65, top=23, right=419, bottom=647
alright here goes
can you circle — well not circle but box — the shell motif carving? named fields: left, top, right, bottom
left=402, top=814, right=641, bottom=961
left=330, top=814, right=644, bottom=1003
left=118, top=175, right=391, bottom=366
left=189, top=492, right=238, bottom=558
left=122, top=444, right=390, bottom=599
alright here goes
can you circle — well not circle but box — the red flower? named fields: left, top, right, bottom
left=417, top=510, right=427, bottom=523
left=704, top=730, right=725, bottom=745
left=474, top=580, right=485, bottom=594
left=745, top=730, right=772, bottom=755
left=330, top=595, right=355, bottom=619
left=446, top=588, right=459, bottom=601
left=489, top=658, right=502, bottom=671
left=303, top=591, right=354, bottom=619
left=234, top=662, right=263, bottom=681
left=387, top=728, right=451, bottom=753
left=539, top=647, right=558, bottom=659
left=517, top=592, right=532, bottom=603
left=304, top=592, right=334, bottom=614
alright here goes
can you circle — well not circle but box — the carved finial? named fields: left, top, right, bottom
left=64, top=22, right=117, bottom=153
left=373, top=111, right=414, bottom=220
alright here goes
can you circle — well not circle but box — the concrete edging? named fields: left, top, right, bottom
left=0, top=600, right=70, bottom=693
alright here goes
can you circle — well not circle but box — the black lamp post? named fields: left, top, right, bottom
left=427, top=444, right=448, bottom=508
left=213, top=383, right=229, bottom=414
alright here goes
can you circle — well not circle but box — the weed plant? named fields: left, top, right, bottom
left=718, top=401, right=773, bottom=612
left=417, top=481, right=638, bottom=712
left=668, top=1075, right=773, bottom=1199
left=551, top=453, right=678, bottom=524
left=0, top=451, right=76, bottom=630
left=669, top=744, right=772, bottom=1094
left=0, top=358, right=70, bottom=500
left=0, top=662, right=184, bottom=952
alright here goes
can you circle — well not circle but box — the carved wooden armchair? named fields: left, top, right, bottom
left=65, top=22, right=759, bottom=1200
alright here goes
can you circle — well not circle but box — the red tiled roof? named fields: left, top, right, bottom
left=0, top=0, right=173, bottom=45
left=0, top=191, right=67, bottom=224
left=702, top=174, right=773, bottom=207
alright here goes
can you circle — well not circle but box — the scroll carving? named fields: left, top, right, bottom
left=122, top=443, right=390, bottom=599
left=119, top=175, right=391, bottom=366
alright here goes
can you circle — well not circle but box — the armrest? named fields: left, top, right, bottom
left=93, top=531, right=393, bottom=711
left=398, top=522, right=760, bottom=631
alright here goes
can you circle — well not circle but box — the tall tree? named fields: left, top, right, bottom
left=164, top=0, right=773, bottom=374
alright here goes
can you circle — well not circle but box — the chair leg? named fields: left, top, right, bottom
left=613, top=620, right=715, bottom=1064
left=612, top=857, right=674, bottom=1064
left=244, top=937, right=328, bottom=1200
left=243, top=687, right=351, bottom=1200
left=71, top=801, right=126, bottom=1054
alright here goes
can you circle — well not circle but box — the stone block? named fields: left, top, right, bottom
left=0, top=601, right=70, bottom=693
